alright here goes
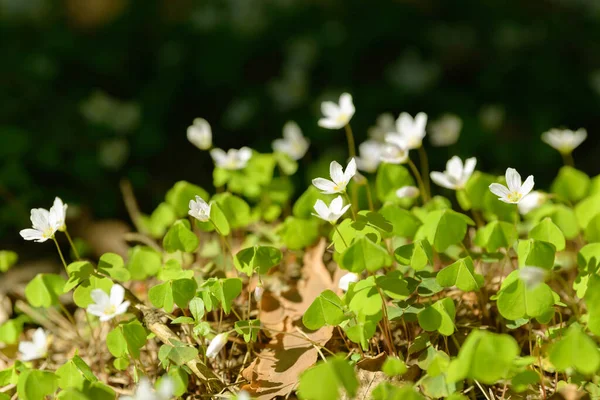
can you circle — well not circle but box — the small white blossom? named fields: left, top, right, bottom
left=519, top=266, right=547, bottom=290
left=120, top=376, right=175, bottom=400
left=318, top=93, right=355, bottom=129
left=380, top=136, right=409, bottom=164
left=396, top=186, right=420, bottom=199
left=430, top=156, right=477, bottom=191
left=368, top=113, right=395, bottom=142
left=389, top=112, right=428, bottom=150
left=87, top=284, right=130, bottom=322
left=489, top=168, right=535, bottom=204
left=541, top=128, right=587, bottom=155
left=312, top=158, right=357, bottom=194
left=272, top=121, right=310, bottom=160
left=237, top=391, right=251, bottom=400
left=429, top=114, right=462, bottom=147
left=338, top=273, right=359, bottom=291
left=19, top=197, right=68, bottom=242
left=210, top=147, right=253, bottom=170
left=313, top=196, right=351, bottom=224
left=187, top=118, right=212, bottom=150
left=188, top=196, right=211, bottom=222
left=19, top=328, right=48, bottom=361
left=253, top=286, right=264, bottom=302
left=518, top=191, right=547, bottom=215
left=355, top=141, right=383, bottom=173
left=206, top=333, right=228, bottom=358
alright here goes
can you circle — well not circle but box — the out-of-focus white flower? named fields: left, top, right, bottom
left=518, top=191, right=547, bottom=215
left=120, top=376, right=175, bottom=400
left=87, top=284, right=130, bottom=322
left=430, top=156, right=477, bottom=191
left=187, top=118, right=213, bottom=150
left=19, top=328, right=48, bottom=361
left=380, top=136, right=409, bottom=164
left=188, top=196, right=211, bottom=222
left=318, top=93, right=355, bottom=129
left=355, top=141, right=383, bottom=173
left=338, top=273, right=359, bottom=291
left=206, top=333, right=228, bottom=358
left=273, top=121, right=309, bottom=160
left=368, top=113, right=395, bottom=142
left=541, top=128, right=587, bottom=155
left=489, top=168, right=534, bottom=204
left=429, top=114, right=462, bottom=147
left=388, top=112, right=427, bottom=150
left=253, top=286, right=264, bottom=302
left=210, top=147, right=253, bottom=170
left=19, top=197, right=68, bottom=242
left=396, top=186, right=420, bottom=199
left=313, top=196, right=351, bottom=224
left=518, top=266, right=547, bottom=290
left=236, top=390, right=252, bottom=400
left=312, top=158, right=357, bottom=194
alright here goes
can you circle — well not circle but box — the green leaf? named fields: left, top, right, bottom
left=496, top=270, right=555, bottom=320
left=73, top=275, right=113, bottom=308
left=548, top=205, right=580, bottom=240
left=550, top=325, right=600, bottom=375
left=331, top=218, right=381, bottom=253
left=303, top=290, right=345, bottom=330
left=446, top=330, right=519, bottom=384
left=584, top=275, right=600, bottom=336
left=585, top=214, right=600, bottom=243
left=382, top=357, right=407, bottom=377
left=298, top=356, right=358, bottom=400
left=212, top=193, right=251, bottom=229
left=159, top=340, right=199, bottom=366
left=418, top=297, right=456, bottom=336
left=189, top=297, right=205, bottom=321
left=172, top=278, right=197, bottom=309
left=436, top=257, right=484, bottom=292
left=127, top=246, right=162, bottom=280
left=529, top=217, right=565, bottom=251
left=346, top=276, right=383, bottom=316
left=25, top=273, right=66, bottom=308
left=372, top=383, right=426, bottom=400
left=64, top=261, right=94, bottom=292
left=144, top=202, right=178, bottom=238
left=379, top=205, right=422, bottom=238
left=204, top=278, right=242, bottom=314
left=376, top=163, right=414, bottom=202
left=278, top=217, right=320, bottom=250
left=293, top=186, right=333, bottom=219
left=575, top=194, right=600, bottom=230
left=338, top=236, right=392, bottom=273
left=0, top=250, right=18, bottom=272
left=0, top=315, right=29, bottom=345
left=376, top=271, right=413, bottom=300
left=163, top=220, right=199, bottom=253
left=208, top=202, right=230, bottom=236
left=106, top=320, right=147, bottom=359
left=157, top=259, right=194, bottom=281
left=274, top=151, right=298, bottom=175
left=234, top=246, right=282, bottom=275
left=56, top=360, right=86, bottom=390
left=417, top=209, right=474, bottom=252
left=165, top=181, right=209, bottom=218
left=511, top=370, right=539, bottom=393
left=344, top=312, right=380, bottom=350
left=149, top=281, right=175, bottom=313
left=234, top=319, right=261, bottom=342
left=17, top=370, right=59, bottom=400
left=551, top=166, right=590, bottom=203
left=473, top=221, right=517, bottom=252
left=394, top=239, right=433, bottom=271
left=517, top=239, right=556, bottom=270
left=97, top=253, right=130, bottom=282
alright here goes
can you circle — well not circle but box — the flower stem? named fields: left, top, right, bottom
left=418, top=146, right=431, bottom=199
left=561, top=152, right=574, bottom=167
left=407, top=159, right=429, bottom=202
left=64, top=229, right=80, bottom=260
left=344, top=124, right=356, bottom=159
left=364, top=182, right=374, bottom=211
left=333, top=224, right=348, bottom=248
left=52, top=237, right=68, bottom=272
left=342, top=191, right=357, bottom=219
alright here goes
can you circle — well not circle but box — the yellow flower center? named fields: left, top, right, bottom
left=336, top=113, right=348, bottom=124
left=103, top=305, right=116, bottom=316
left=507, top=192, right=522, bottom=203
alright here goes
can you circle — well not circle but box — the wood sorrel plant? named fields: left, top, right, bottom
left=1, top=93, right=599, bottom=400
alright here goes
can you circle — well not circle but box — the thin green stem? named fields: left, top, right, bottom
left=333, top=224, right=348, bottom=248
left=64, top=229, right=80, bottom=260
left=364, top=182, right=374, bottom=211
left=344, top=124, right=356, bottom=159
left=52, top=237, right=68, bottom=272
left=406, top=159, right=429, bottom=202
left=561, top=152, right=574, bottom=167
left=418, top=146, right=431, bottom=198
left=342, top=191, right=357, bottom=219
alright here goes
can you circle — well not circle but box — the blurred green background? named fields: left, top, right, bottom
left=2, top=0, right=600, bottom=245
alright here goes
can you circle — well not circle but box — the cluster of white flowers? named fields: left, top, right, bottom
left=19, top=197, right=67, bottom=242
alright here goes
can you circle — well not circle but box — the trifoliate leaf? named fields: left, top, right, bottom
left=529, top=217, right=565, bottom=251
left=436, top=257, right=484, bottom=292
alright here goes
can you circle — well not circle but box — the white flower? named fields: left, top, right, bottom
left=489, top=168, right=535, bottom=204
left=355, top=140, right=383, bottom=173
left=272, top=121, right=310, bottom=160
left=312, top=158, right=357, bottom=194
left=389, top=112, right=428, bottom=149
left=19, top=197, right=68, bottom=242
left=188, top=196, right=211, bottom=222
left=519, top=266, right=547, bottom=290
left=210, top=147, right=253, bottom=170
left=380, top=135, right=409, bottom=164
left=430, top=156, right=477, bottom=191
left=318, top=93, right=355, bottom=129
left=87, top=284, right=130, bottom=322
left=206, top=333, right=228, bottom=358
left=187, top=118, right=212, bottom=150
left=253, top=286, right=264, bottom=302
left=396, top=186, right=420, bottom=199
left=338, top=273, right=359, bottom=291
left=368, top=113, right=395, bottom=142
left=429, top=114, right=462, bottom=147
left=19, top=328, right=48, bottom=361
left=518, top=191, right=547, bottom=215
left=312, top=196, right=351, bottom=224
left=541, top=128, right=587, bottom=155
left=120, top=376, right=175, bottom=400
left=237, top=391, right=251, bottom=400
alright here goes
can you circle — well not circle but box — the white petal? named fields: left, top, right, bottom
left=136, top=378, right=155, bottom=398
left=87, top=304, right=106, bottom=318
left=238, top=147, right=253, bottom=163
left=338, top=273, right=359, bottom=291
left=20, top=228, right=45, bottom=242
left=339, top=93, right=355, bottom=118
left=157, top=376, right=175, bottom=399
left=32, top=328, right=47, bottom=349
left=313, top=200, right=329, bottom=219
left=19, top=342, right=39, bottom=361
left=330, top=161, right=344, bottom=184
left=272, top=138, right=287, bottom=154
left=414, top=112, right=428, bottom=136
left=210, top=149, right=227, bottom=166
left=489, top=183, right=510, bottom=198
left=505, top=168, right=522, bottom=193
left=318, top=117, right=343, bottom=130
left=446, top=156, right=463, bottom=182
left=283, top=121, right=302, bottom=140
left=206, top=333, right=228, bottom=358
left=520, top=175, right=535, bottom=197
left=462, top=157, right=477, bottom=181
left=110, top=284, right=125, bottom=306
left=396, top=186, right=420, bottom=198
left=344, top=158, right=357, bottom=181
left=330, top=196, right=344, bottom=213
left=115, top=301, right=130, bottom=316
left=30, top=208, right=51, bottom=232
left=430, top=172, right=456, bottom=190
left=312, top=178, right=337, bottom=194
left=90, top=289, right=110, bottom=307
left=321, top=101, right=339, bottom=118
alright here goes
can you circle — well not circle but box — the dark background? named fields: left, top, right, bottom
left=2, top=0, right=600, bottom=246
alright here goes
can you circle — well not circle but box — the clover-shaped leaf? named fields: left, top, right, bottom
left=417, top=298, right=456, bottom=336
left=417, top=209, right=474, bottom=252
left=529, top=217, right=565, bottom=251
left=395, top=239, right=433, bottom=271
left=338, top=236, right=392, bottom=273
left=549, top=324, right=600, bottom=375
left=163, top=219, right=199, bottom=253
left=473, top=220, right=517, bottom=252
left=436, top=257, right=483, bottom=292
left=496, top=270, right=555, bottom=320
left=303, top=290, right=345, bottom=330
